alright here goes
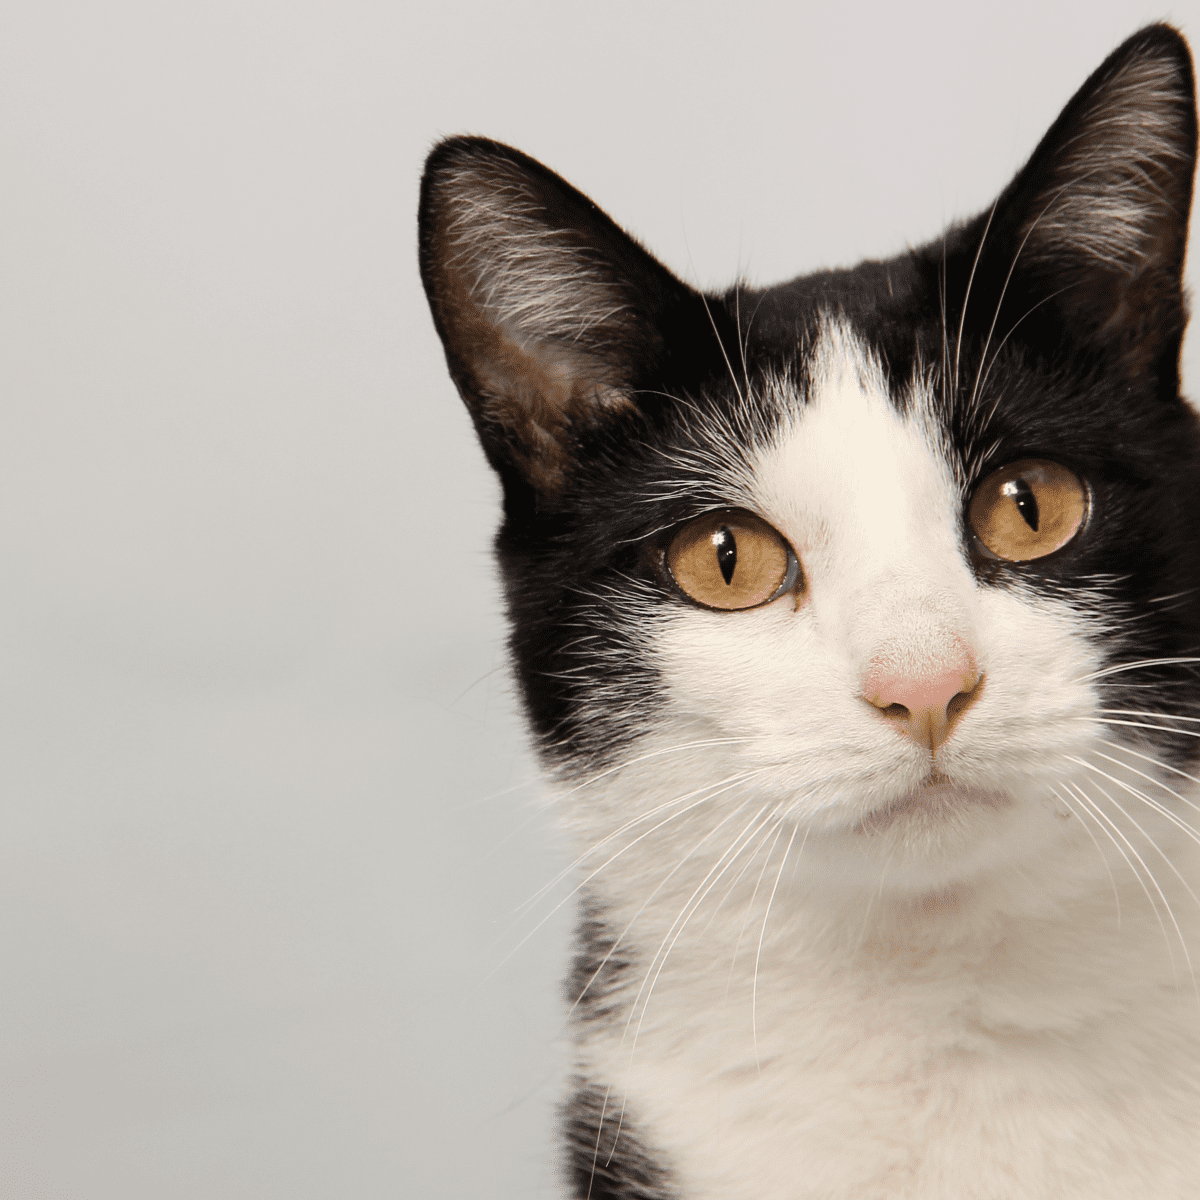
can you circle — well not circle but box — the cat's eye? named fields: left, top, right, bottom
left=968, top=459, right=1087, bottom=562
left=665, top=509, right=799, bottom=610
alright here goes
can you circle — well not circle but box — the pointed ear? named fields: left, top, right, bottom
left=419, top=137, right=701, bottom=495
left=983, top=25, right=1196, bottom=378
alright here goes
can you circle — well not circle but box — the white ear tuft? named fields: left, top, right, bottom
left=1025, top=44, right=1194, bottom=272
left=437, top=157, right=633, bottom=349
left=977, top=26, right=1197, bottom=377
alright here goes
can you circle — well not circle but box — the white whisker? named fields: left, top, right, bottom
left=1088, top=745, right=1200, bottom=820
left=520, top=759, right=762, bottom=913
left=490, top=772, right=765, bottom=983
left=569, top=794, right=777, bottom=1020
left=624, top=798, right=783, bottom=1049
left=584, top=1083, right=612, bottom=1200
left=1085, top=717, right=1200, bottom=740
left=1068, top=756, right=1200, bottom=890
left=1065, top=781, right=1177, bottom=969
left=953, top=201, right=998, bottom=397
left=1097, top=738, right=1200, bottom=792
left=1077, top=657, right=1200, bottom=683
left=1049, top=783, right=1122, bottom=925
left=753, top=821, right=803, bottom=1071
left=726, top=815, right=789, bottom=996
left=1096, top=708, right=1200, bottom=723
left=701, top=807, right=788, bottom=935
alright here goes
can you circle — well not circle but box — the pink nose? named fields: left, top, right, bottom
left=862, top=650, right=982, bottom=754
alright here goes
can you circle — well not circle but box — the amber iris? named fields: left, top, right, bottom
left=968, top=459, right=1087, bottom=561
left=666, top=510, right=796, bottom=610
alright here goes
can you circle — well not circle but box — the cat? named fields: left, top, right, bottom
left=419, top=23, right=1200, bottom=1200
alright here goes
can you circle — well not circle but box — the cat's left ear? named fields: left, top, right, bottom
left=984, top=24, right=1197, bottom=380
left=419, top=137, right=708, bottom=497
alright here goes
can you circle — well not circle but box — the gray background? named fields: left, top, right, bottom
left=3, top=1, right=1198, bottom=1196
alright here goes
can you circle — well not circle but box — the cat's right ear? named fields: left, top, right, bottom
left=419, top=138, right=704, bottom=498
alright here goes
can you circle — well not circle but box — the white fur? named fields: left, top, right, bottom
left=557, top=325, right=1200, bottom=1198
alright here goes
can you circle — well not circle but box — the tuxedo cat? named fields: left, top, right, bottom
left=420, top=24, right=1200, bottom=1199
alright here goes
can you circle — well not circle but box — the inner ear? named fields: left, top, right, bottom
left=967, top=25, right=1197, bottom=379
left=419, top=138, right=700, bottom=495
left=424, top=186, right=631, bottom=492
left=1033, top=53, right=1190, bottom=248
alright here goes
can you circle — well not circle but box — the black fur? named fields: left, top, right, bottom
left=566, top=898, right=637, bottom=1024
left=561, top=1081, right=679, bottom=1200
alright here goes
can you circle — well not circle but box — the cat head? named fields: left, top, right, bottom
left=419, top=26, right=1200, bottom=896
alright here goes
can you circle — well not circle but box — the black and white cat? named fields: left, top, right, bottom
left=420, top=25, right=1200, bottom=1199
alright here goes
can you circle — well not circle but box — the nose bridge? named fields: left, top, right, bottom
left=825, top=418, right=969, bottom=647
left=848, top=563, right=983, bottom=755
left=770, top=352, right=980, bottom=685
left=845, top=557, right=975, bottom=667
left=771, top=360, right=985, bottom=750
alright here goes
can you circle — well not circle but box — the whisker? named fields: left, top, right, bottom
left=521, top=753, right=763, bottom=911
left=568, top=794, right=777, bottom=1020
left=1064, top=780, right=1178, bottom=970
left=969, top=287, right=1069, bottom=420
left=453, top=772, right=543, bottom=814
left=1085, top=775, right=1200, bottom=1003
left=699, top=291, right=747, bottom=410
left=1097, top=738, right=1200, bottom=792
left=1077, top=657, right=1200, bottom=683
left=966, top=224, right=1029, bottom=422
left=725, top=815, right=790, bottom=998
left=624, top=798, right=783, bottom=1048
left=734, top=282, right=752, bottom=407
left=1049, top=783, right=1121, bottom=925
left=953, top=200, right=998, bottom=398
left=1069, top=755, right=1200, bottom=871
left=1096, top=708, right=1200, bottom=723
left=701, top=807, right=788, bottom=935
left=609, top=804, right=795, bottom=1150
left=561, top=737, right=759, bottom=802
left=854, top=843, right=898, bottom=954
left=1084, top=717, right=1200, bottom=740
left=1088, top=745, right=1200, bottom=820
left=492, top=772, right=764, bottom=980
left=1065, top=782, right=1176, bottom=960
left=753, top=821, right=802, bottom=1071
left=584, top=1083, right=612, bottom=1200
left=938, top=235, right=950, bottom=413
left=562, top=770, right=763, bottom=904
left=965, top=168, right=1127, bottom=440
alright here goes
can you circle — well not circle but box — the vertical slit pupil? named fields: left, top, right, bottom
left=714, top=526, right=737, bottom=584
left=1003, top=478, right=1039, bottom=531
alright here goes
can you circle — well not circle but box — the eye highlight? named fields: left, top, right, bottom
left=968, top=459, right=1087, bottom=562
left=665, top=509, right=799, bottom=610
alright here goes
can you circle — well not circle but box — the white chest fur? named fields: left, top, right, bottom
left=559, top=331, right=1200, bottom=1198
left=572, top=825, right=1200, bottom=1199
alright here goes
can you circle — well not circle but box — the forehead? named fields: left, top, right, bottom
left=746, top=325, right=962, bottom=560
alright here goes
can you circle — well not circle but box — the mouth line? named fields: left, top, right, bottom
left=853, top=774, right=1012, bottom=833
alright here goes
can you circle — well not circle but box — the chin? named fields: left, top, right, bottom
left=813, top=775, right=1063, bottom=900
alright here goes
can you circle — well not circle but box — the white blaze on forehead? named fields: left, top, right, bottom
left=751, top=324, right=974, bottom=654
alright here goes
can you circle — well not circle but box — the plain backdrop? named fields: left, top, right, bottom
left=4, top=2, right=1200, bottom=1196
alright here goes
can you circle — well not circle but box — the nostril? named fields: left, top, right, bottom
left=861, top=651, right=984, bottom=753
left=946, top=680, right=981, bottom=724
